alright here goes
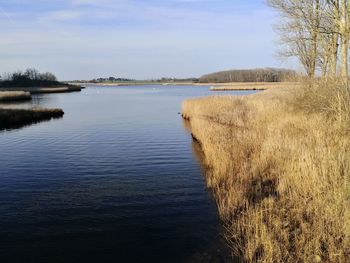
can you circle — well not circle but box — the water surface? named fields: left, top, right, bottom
left=0, top=85, right=255, bottom=262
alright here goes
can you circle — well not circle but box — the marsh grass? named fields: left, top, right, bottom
left=0, top=108, right=64, bottom=130
left=182, top=80, right=350, bottom=262
left=0, top=91, right=31, bottom=102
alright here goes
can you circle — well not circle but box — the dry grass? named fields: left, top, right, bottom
left=0, top=91, right=31, bottom=102
left=0, top=86, right=83, bottom=94
left=0, top=107, right=64, bottom=130
left=182, top=79, right=350, bottom=262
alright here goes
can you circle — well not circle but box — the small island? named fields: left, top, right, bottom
left=0, top=108, right=64, bottom=130
left=0, top=68, right=83, bottom=94
left=0, top=69, right=76, bottom=130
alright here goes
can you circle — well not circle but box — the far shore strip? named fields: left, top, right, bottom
left=208, top=82, right=300, bottom=91
left=0, top=85, right=83, bottom=94
left=69, top=81, right=299, bottom=90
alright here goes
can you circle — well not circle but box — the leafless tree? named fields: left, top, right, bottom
left=268, top=0, right=323, bottom=78
left=268, top=0, right=350, bottom=80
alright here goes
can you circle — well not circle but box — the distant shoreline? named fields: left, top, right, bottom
left=70, top=81, right=297, bottom=90
left=69, top=82, right=196, bottom=86
left=208, top=82, right=300, bottom=91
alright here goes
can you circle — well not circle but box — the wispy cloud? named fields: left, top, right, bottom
left=0, top=0, right=285, bottom=80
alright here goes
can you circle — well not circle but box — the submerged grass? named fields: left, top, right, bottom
left=182, top=79, right=350, bottom=262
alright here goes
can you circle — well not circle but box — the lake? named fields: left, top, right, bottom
left=0, top=85, right=255, bottom=262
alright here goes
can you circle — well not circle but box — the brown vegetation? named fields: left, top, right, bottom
left=0, top=86, right=83, bottom=94
left=182, top=80, right=350, bottom=262
left=0, top=108, right=64, bottom=130
left=0, top=91, right=31, bottom=102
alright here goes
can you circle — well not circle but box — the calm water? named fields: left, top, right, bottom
left=0, top=85, right=255, bottom=263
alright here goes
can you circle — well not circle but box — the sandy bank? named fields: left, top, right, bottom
left=0, top=108, right=64, bottom=130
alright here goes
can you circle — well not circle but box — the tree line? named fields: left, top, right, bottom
left=0, top=68, right=60, bottom=87
left=268, top=0, right=350, bottom=80
left=199, top=68, right=297, bottom=83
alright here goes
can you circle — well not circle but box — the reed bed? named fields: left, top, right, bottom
left=0, top=86, right=83, bottom=94
left=182, top=80, right=350, bottom=262
left=0, top=91, right=31, bottom=102
left=0, top=107, right=64, bottom=130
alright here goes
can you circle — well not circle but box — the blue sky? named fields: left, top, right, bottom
left=0, top=0, right=293, bottom=80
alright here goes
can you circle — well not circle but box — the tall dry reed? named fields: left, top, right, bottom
left=182, top=80, right=350, bottom=262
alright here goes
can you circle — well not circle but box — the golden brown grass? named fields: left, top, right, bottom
left=182, top=79, right=350, bottom=262
left=0, top=86, right=83, bottom=94
left=0, top=107, right=64, bottom=130
left=0, top=91, right=31, bottom=102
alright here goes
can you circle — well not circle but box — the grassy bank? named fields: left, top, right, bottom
left=0, top=91, right=31, bottom=102
left=182, top=80, right=350, bottom=262
left=0, top=108, right=64, bottom=130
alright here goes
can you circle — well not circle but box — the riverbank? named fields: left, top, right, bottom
left=0, top=108, right=64, bottom=130
left=0, top=91, right=31, bottom=102
left=182, top=80, right=350, bottom=262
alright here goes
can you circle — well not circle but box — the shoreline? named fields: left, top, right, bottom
left=181, top=81, right=350, bottom=261
left=0, top=107, right=64, bottom=130
left=0, top=90, right=67, bottom=130
left=69, top=81, right=298, bottom=91
left=69, top=82, right=196, bottom=86
left=0, top=85, right=84, bottom=94
left=208, top=82, right=300, bottom=91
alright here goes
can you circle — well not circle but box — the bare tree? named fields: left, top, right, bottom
left=25, top=68, right=40, bottom=80
left=268, top=0, right=323, bottom=78
left=338, top=0, right=350, bottom=79
left=39, top=72, right=57, bottom=81
left=323, top=0, right=340, bottom=77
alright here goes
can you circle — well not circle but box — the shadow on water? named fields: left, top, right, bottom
left=0, top=109, right=64, bottom=132
left=0, top=115, right=64, bottom=132
left=182, top=119, right=237, bottom=263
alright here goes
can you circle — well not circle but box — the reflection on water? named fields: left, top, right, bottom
left=182, top=118, right=192, bottom=134
left=0, top=94, right=55, bottom=109
left=0, top=85, right=253, bottom=262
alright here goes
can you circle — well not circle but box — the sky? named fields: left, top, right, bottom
left=0, top=0, right=294, bottom=80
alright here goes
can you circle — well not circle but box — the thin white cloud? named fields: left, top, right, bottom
left=0, top=0, right=288, bottom=80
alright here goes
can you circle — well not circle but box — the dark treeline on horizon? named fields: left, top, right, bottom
left=0, top=68, right=61, bottom=88
left=199, top=68, right=297, bottom=83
